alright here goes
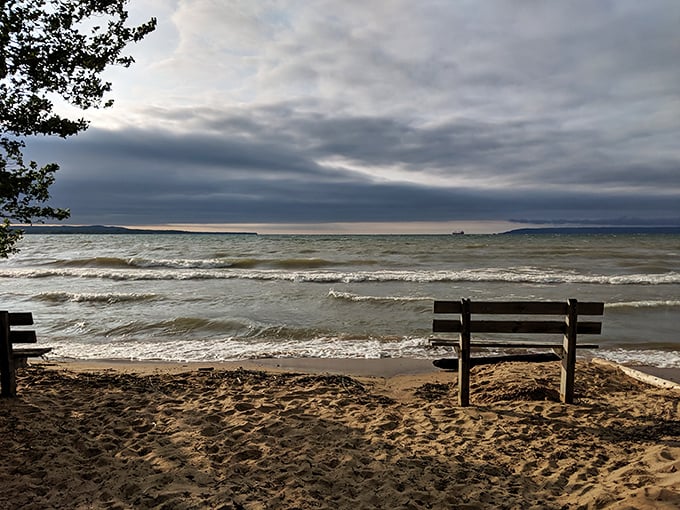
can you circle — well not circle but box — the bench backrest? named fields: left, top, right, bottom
left=0, top=311, right=37, bottom=397
left=433, top=299, right=604, bottom=337
left=3, top=312, right=37, bottom=343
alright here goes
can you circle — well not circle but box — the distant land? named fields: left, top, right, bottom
left=18, top=225, right=258, bottom=235
left=503, top=226, right=680, bottom=235
left=15, top=224, right=680, bottom=235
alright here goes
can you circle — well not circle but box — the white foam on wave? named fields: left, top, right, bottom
left=327, top=289, right=433, bottom=303
left=36, top=291, right=160, bottom=304
left=595, top=349, right=680, bottom=368
left=0, top=268, right=232, bottom=281
left=43, top=336, right=446, bottom=362
left=132, top=258, right=234, bottom=269
left=605, top=300, right=680, bottom=309
left=5, top=267, right=680, bottom=284
left=36, top=334, right=680, bottom=369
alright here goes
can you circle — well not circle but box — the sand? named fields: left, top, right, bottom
left=1, top=359, right=679, bottom=510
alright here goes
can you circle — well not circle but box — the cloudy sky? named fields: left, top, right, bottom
left=28, top=0, right=680, bottom=233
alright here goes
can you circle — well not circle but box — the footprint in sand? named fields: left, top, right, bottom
left=231, top=448, right=264, bottom=462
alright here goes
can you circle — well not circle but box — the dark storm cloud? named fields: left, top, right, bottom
left=26, top=106, right=679, bottom=226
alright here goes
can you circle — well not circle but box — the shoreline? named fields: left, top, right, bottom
left=43, top=357, right=440, bottom=378
left=42, top=356, right=680, bottom=388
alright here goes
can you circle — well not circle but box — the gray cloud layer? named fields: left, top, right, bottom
left=23, top=1, right=680, bottom=227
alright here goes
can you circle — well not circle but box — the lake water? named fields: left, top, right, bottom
left=1, top=233, right=679, bottom=367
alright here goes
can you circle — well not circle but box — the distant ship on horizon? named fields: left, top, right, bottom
left=451, top=230, right=464, bottom=235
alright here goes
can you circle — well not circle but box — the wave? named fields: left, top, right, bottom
left=105, top=317, right=252, bottom=337
left=4, top=267, right=680, bottom=285
left=80, top=317, right=406, bottom=345
left=55, top=257, right=139, bottom=269
left=234, top=258, right=380, bottom=269
left=606, top=300, right=680, bottom=310
left=36, top=291, right=160, bottom=304
left=51, top=256, right=235, bottom=270
left=47, top=256, right=377, bottom=270
left=48, top=312, right=421, bottom=346
left=327, top=289, right=433, bottom=303
left=183, top=257, right=342, bottom=270
left=0, top=268, right=228, bottom=281
left=31, top=336, right=680, bottom=368
left=228, top=258, right=262, bottom=269
left=596, top=349, right=680, bottom=369
left=275, top=258, right=342, bottom=269
left=41, top=335, right=436, bottom=363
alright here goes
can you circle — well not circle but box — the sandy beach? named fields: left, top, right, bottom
left=1, top=359, right=679, bottom=510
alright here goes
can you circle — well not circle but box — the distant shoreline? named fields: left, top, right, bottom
left=18, top=225, right=258, bottom=235
left=14, top=224, right=680, bottom=235
left=502, top=226, right=680, bottom=235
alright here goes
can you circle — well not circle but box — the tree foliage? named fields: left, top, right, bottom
left=0, top=0, right=156, bottom=257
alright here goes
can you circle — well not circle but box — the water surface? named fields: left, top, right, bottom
left=1, top=233, right=678, bottom=367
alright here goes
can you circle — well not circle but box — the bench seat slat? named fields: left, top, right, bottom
left=433, top=319, right=602, bottom=335
left=434, top=301, right=604, bottom=315
left=8, top=330, right=37, bottom=343
left=12, top=347, right=52, bottom=358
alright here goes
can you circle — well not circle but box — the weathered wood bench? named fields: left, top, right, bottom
left=430, top=299, right=603, bottom=406
left=0, top=311, right=52, bottom=397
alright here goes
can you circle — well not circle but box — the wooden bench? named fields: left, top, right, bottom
left=430, top=299, right=603, bottom=406
left=0, top=311, right=52, bottom=397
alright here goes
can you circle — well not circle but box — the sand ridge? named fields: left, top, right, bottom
left=1, top=360, right=679, bottom=509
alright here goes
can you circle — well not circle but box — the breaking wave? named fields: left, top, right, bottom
left=47, top=256, right=378, bottom=270
left=4, top=267, right=680, bottom=285
left=596, top=349, right=680, bottom=369
left=104, top=317, right=253, bottom=337
left=36, top=291, right=160, bottom=304
left=605, top=300, right=680, bottom=310
left=41, top=333, right=438, bottom=362
left=327, top=289, right=433, bottom=303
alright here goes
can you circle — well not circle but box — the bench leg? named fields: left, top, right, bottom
left=458, top=299, right=471, bottom=406
left=0, top=311, right=17, bottom=398
left=560, top=299, right=578, bottom=404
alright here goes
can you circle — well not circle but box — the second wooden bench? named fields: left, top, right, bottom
left=430, top=299, right=603, bottom=406
left=0, top=311, right=52, bottom=397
